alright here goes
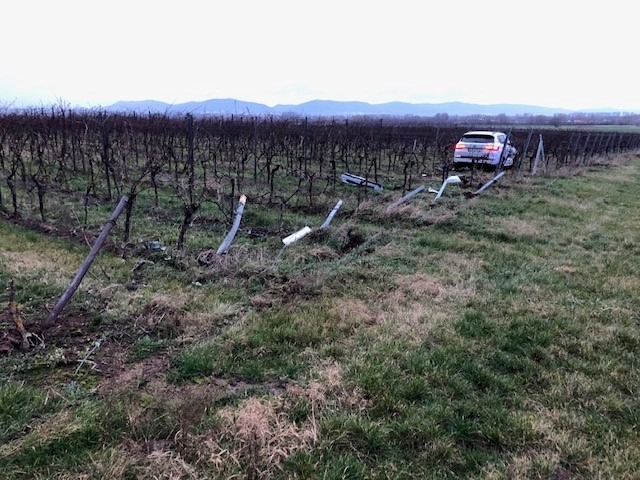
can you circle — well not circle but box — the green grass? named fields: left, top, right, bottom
left=1, top=154, right=639, bottom=478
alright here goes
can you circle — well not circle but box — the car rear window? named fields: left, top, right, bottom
left=461, top=134, right=495, bottom=143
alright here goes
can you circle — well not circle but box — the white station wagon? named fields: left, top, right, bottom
left=453, top=131, right=517, bottom=169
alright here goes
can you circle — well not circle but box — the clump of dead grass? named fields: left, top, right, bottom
left=194, top=396, right=316, bottom=479
left=394, top=273, right=450, bottom=300
left=330, top=298, right=381, bottom=327
left=499, top=217, right=542, bottom=237
left=384, top=202, right=436, bottom=226
left=132, top=293, right=190, bottom=337
left=181, top=361, right=368, bottom=479
left=198, top=244, right=277, bottom=280
left=131, top=447, right=200, bottom=480
left=129, top=290, right=244, bottom=340
left=286, top=360, right=370, bottom=413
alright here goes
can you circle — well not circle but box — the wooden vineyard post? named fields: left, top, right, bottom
left=44, top=195, right=129, bottom=328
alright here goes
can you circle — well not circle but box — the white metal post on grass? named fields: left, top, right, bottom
left=321, top=199, right=343, bottom=229
left=386, top=185, right=425, bottom=213
left=216, top=195, right=247, bottom=255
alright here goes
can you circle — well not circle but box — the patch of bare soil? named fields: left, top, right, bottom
left=97, top=353, right=171, bottom=394
left=2, top=307, right=287, bottom=401
left=0, top=309, right=147, bottom=385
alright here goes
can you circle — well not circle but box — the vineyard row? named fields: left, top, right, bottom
left=1, top=109, right=639, bottom=249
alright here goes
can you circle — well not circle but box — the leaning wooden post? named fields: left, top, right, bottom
left=44, top=195, right=129, bottom=328
left=217, top=194, right=247, bottom=255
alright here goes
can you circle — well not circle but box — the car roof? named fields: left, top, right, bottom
left=462, top=131, right=506, bottom=136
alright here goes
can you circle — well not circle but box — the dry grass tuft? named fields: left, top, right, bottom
left=203, top=396, right=318, bottom=478
left=330, top=298, right=381, bottom=327
left=385, top=202, right=435, bottom=225
left=353, top=269, right=480, bottom=343
left=131, top=291, right=243, bottom=340
left=82, top=447, right=138, bottom=480
left=545, top=194, right=593, bottom=212
left=500, top=217, right=542, bottom=237
left=394, top=273, right=450, bottom=300
left=199, top=245, right=279, bottom=281
left=182, top=361, right=367, bottom=479
left=136, top=448, right=201, bottom=480
left=555, top=263, right=577, bottom=274
left=134, top=293, right=190, bottom=335
left=287, top=360, right=370, bottom=412
left=308, top=245, right=340, bottom=260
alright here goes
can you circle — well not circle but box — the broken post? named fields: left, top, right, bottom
left=44, top=195, right=129, bottom=328
left=282, top=226, right=312, bottom=246
left=217, top=194, right=247, bottom=255
left=386, top=185, right=425, bottom=213
left=431, top=175, right=462, bottom=202
left=320, top=199, right=343, bottom=229
left=340, top=172, right=383, bottom=191
left=473, top=171, right=505, bottom=195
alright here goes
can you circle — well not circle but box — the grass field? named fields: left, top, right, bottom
left=1, top=153, right=639, bottom=479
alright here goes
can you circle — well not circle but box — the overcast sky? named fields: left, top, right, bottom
left=1, top=1, right=637, bottom=112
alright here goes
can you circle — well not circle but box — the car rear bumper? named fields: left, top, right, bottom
left=453, top=155, right=500, bottom=166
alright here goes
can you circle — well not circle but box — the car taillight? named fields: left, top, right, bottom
left=484, top=144, right=500, bottom=151
left=455, top=142, right=465, bottom=150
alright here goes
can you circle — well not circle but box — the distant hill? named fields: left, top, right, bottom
left=107, top=98, right=272, bottom=116
left=106, top=98, right=583, bottom=117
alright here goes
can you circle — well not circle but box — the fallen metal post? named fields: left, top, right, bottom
left=320, top=199, right=343, bottom=229
left=45, top=195, right=129, bottom=327
left=386, top=185, right=425, bottom=213
left=216, top=194, right=247, bottom=255
left=282, top=226, right=312, bottom=246
left=432, top=175, right=462, bottom=202
left=473, top=171, right=505, bottom=195
left=340, top=172, right=383, bottom=191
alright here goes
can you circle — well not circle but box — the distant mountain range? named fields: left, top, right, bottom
left=106, top=98, right=616, bottom=117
